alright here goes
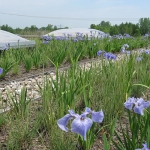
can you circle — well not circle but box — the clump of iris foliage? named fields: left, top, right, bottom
left=0, top=34, right=150, bottom=149
left=0, top=34, right=149, bottom=78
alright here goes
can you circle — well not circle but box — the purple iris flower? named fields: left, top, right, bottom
left=76, top=32, right=83, bottom=38
left=136, top=143, right=150, bottom=150
left=65, top=37, right=69, bottom=41
left=124, top=97, right=150, bottom=115
left=2, top=44, right=9, bottom=50
left=67, top=34, right=71, bottom=37
left=57, top=107, right=104, bottom=141
left=121, top=46, right=126, bottom=54
left=126, top=51, right=131, bottom=55
left=124, top=33, right=132, bottom=38
left=43, top=36, right=52, bottom=41
left=142, top=143, right=150, bottom=150
left=42, top=40, right=49, bottom=44
left=136, top=57, right=143, bottom=61
left=0, top=68, right=3, bottom=75
left=140, top=49, right=144, bottom=53
left=73, top=38, right=78, bottom=42
left=145, top=49, right=150, bottom=54
left=90, top=31, right=93, bottom=36
left=144, top=34, right=149, bottom=38
left=121, top=44, right=129, bottom=54
left=97, top=50, right=104, bottom=56
left=123, top=44, right=129, bottom=48
left=124, top=97, right=135, bottom=110
left=76, top=32, right=80, bottom=36
left=79, top=33, right=83, bottom=37
left=77, top=36, right=83, bottom=41
left=55, top=36, right=62, bottom=40
left=103, top=52, right=117, bottom=60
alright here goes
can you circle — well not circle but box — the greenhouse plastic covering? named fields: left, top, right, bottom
left=0, top=30, right=35, bottom=50
left=43, top=28, right=109, bottom=39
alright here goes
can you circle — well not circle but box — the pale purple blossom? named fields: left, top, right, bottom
left=145, top=49, right=150, bottom=54
left=103, top=52, right=117, bottom=60
left=120, top=44, right=129, bottom=54
left=121, top=46, right=126, bottom=54
left=42, top=40, right=49, bottom=44
left=123, top=44, right=129, bottom=48
left=140, top=49, right=150, bottom=54
left=57, top=107, right=104, bottom=140
left=136, top=57, right=143, bottom=61
left=136, top=143, right=150, bottom=150
left=90, top=31, right=93, bottom=36
left=124, top=97, right=150, bottom=115
left=67, top=34, right=71, bottom=37
left=97, top=50, right=104, bottom=56
left=144, top=34, right=149, bottom=38
left=73, top=38, right=78, bottom=42
left=2, top=44, right=9, bottom=50
left=43, top=36, right=52, bottom=41
left=55, top=36, right=62, bottom=40
left=0, top=68, right=3, bottom=75
left=126, top=51, right=131, bottom=55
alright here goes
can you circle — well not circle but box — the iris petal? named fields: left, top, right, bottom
left=0, top=68, right=3, bottom=75
left=68, top=109, right=79, bottom=118
left=134, top=105, right=144, bottom=116
left=124, top=101, right=133, bottom=110
left=71, top=116, right=93, bottom=141
left=92, top=110, right=104, bottom=123
left=57, top=114, right=72, bottom=132
left=141, top=143, right=150, bottom=150
left=143, top=101, right=150, bottom=108
left=124, top=97, right=136, bottom=110
left=83, top=107, right=92, bottom=116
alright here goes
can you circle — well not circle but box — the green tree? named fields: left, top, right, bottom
left=90, top=24, right=96, bottom=29
left=110, top=25, right=119, bottom=35
left=46, top=24, right=53, bottom=31
left=1, top=24, right=14, bottom=33
left=30, top=25, right=38, bottom=32
left=53, top=25, right=57, bottom=30
left=139, top=18, right=150, bottom=35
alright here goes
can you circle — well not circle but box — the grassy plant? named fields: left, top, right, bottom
left=0, top=114, right=7, bottom=127
left=24, top=55, right=33, bottom=72
left=32, top=49, right=41, bottom=69
left=12, top=63, right=19, bottom=75
left=7, top=86, right=31, bottom=118
left=0, top=53, right=15, bottom=78
left=7, top=119, right=33, bottom=150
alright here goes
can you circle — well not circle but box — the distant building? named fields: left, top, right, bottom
left=43, top=28, right=109, bottom=39
left=0, top=30, right=35, bottom=50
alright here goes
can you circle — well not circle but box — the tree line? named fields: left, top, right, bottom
left=90, top=18, right=150, bottom=36
left=0, top=24, right=68, bottom=35
left=0, top=18, right=150, bottom=36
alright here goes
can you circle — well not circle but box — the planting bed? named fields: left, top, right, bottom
left=0, top=49, right=142, bottom=113
left=0, top=36, right=150, bottom=150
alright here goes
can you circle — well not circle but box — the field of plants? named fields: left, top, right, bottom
left=0, top=34, right=150, bottom=150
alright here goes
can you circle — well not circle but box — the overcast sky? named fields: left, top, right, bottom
left=0, top=0, right=149, bottom=29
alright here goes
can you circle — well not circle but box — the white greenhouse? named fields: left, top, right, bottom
left=43, top=28, right=109, bottom=39
left=0, top=30, right=35, bottom=50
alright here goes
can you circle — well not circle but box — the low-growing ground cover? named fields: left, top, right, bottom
left=0, top=35, right=150, bottom=150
